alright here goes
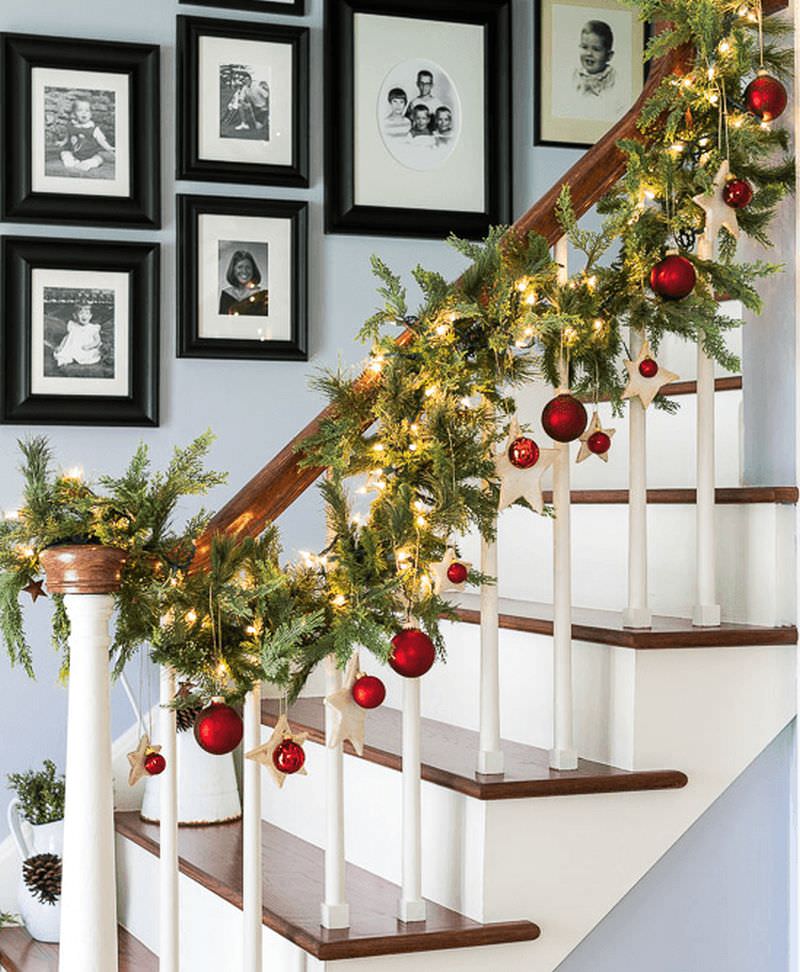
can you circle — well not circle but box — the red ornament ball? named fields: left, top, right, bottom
left=745, top=73, right=787, bottom=122
left=389, top=628, right=436, bottom=678
left=541, top=394, right=588, bottom=443
left=352, top=674, right=386, bottom=709
left=508, top=436, right=539, bottom=469
left=587, top=431, right=612, bottom=456
left=144, top=752, right=166, bottom=776
left=638, top=357, right=659, bottom=379
left=722, top=178, right=753, bottom=210
left=446, top=561, right=469, bottom=585
left=650, top=254, right=696, bottom=301
left=272, top=739, right=306, bottom=775
left=193, top=700, right=244, bottom=756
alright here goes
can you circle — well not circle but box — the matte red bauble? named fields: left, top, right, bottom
left=272, top=739, right=306, bottom=775
left=638, top=357, right=659, bottom=379
left=650, top=254, right=696, bottom=301
left=389, top=628, right=436, bottom=678
left=587, top=431, right=612, bottom=456
left=722, top=178, right=753, bottom=210
left=352, top=674, right=386, bottom=709
left=194, top=700, right=244, bottom=755
left=745, top=73, right=787, bottom=122
left=508, top=436, right=539, bottom=469
left=541, top=394, right=588, bottom=443
left=446, top=561, right=469, bottom=585
left=144, top=752, right=166, bottom=776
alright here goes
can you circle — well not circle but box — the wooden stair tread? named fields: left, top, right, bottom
left=115, top=812, right=539, bottom=961
left=590, top=375, right=742, bottom=402
left=448, top=595, right=798, bottom=650
left=539, top=485, right=798, bottom=505
left=0, top=925, right=156, bottom=972
left=261, top=699, right=687, bottom=800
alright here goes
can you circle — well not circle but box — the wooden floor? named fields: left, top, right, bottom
left=116, top=812, right=539, bottom=961
left=261, top=698, right=687, bottom=800
left=0, top=925, right=156, bottom=971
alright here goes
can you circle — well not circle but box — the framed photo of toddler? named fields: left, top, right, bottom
left=1, top=33, right=160, bottom=228
left=325, top=0, right=511, bottom=239
left=177, top=195, right=308, bottom=361
left=534, top=0, right=647, bottom=149
left=1, top=237, right=160, bottom=426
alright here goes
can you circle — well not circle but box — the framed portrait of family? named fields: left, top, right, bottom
left=534, top=0, right=647, bottom=149
left=1, top=237, right=159, bottom=426
left=1, top=33, right=160, bottom=228
left=179, top=0, right=305, bottom=13
left=177, top=195, right=308, bottom=361
left=177, top=17, right=309, bottom=187
left=325, top=0, right=511, bottom=239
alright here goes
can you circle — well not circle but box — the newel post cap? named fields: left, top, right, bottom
left=39, top=545, right=128, bottom=595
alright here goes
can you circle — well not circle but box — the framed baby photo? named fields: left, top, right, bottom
left=325, top=0, right=511, bottom=239
left=1, top=33, right=160, bottom=228
left=177, top=195, right=308, bottom=360
left=534, top=0, right=647, bottom=149
left=177, top=17, right=309, bottom=187
left=1, top=237, right=159, bottom=426
left=178, top=0, right=306, bottom=14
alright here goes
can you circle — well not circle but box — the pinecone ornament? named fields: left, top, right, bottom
left=174, top=682, right=201, bottom=733
left=22, top=853, right=62, bottom=905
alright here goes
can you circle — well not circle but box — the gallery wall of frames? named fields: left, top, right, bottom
left=0, top=0, right=646, bottom=427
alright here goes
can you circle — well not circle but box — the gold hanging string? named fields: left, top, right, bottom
left=756, top=0, right=765, bottom=69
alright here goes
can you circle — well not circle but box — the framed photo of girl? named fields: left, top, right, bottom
left=178, top=0, right=305, bottom=14
left=178, top=195, right=308, bottom=361
left=1, top=237, right=159, bottom=426
left=1, top=33, right=160, bottom=228
left=177, top=16, right=309, bottom=187
left=534, top=0, right=647, bottom=149
left=325, top=0, right=511, bottom=239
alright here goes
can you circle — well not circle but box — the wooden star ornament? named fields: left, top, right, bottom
left=323, top=653, right=365, bottom=756
left=576, top=412, right=616, bottom=463
left=622, top=340, right=679, bottom=409
left=494, top=418, right=557, bottom=514
left=23, top=579, right=47, bottom=603
left=692, top=160, right=739, bottom=243
left=428, top=547, right=472, bottom=595
left=127, top=734, right=160, bottom=787
left=245, top=714, right=309, bottom=789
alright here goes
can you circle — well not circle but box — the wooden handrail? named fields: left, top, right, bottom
left=194, top=0, right=787, bottom=568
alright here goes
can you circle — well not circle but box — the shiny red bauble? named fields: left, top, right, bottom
left=722, top=178, right=753, bottom=210
left=638, top=357, right=659, bottom=379
left=745, top=73, right=788, bottom=122
left=587, top=431, right=612, bottom=455
left=144, top=752, right=166, bottom=776
left=446, top=561, right=469, bottom=585
left=389, top=628, right=436, bottom=678
left=650, top=254, right=696, bottom=301
left=352, top=674, right=386, bottom=709
left=508, top=436, right=539, bottom=469
left=193, top=700, right=244, bottom=755
left=541, top=394, right=588, bottom=443
left=272, top=739, right=306, bottom=775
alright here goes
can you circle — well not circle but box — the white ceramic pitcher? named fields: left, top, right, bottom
left=7, top=799, right=63, bottom=943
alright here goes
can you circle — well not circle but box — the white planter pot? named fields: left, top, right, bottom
left=7, top=800, right=63, bottom=943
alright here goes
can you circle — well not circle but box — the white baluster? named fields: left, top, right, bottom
left=243, top=683, right=263, bottom=969
left=321, top=657, right=350, bottom=929
left=160, top=666, right=179, bottom=972
left=398, top=674, right=425, bottom=922
left=478, top=530, right=504, bottom=774
left=693, top=233, right=721, bottom=626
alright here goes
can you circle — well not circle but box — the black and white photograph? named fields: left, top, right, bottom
left=179, top=0, right=305, bottom=15
left=1, top=237, right=159, bottom=426
left=325, top=0, right=511, bottom=239
left=535, top=0, right=646, bottom=148
left=178, top=195, right=307, bottom=360
left=177, top=17, right=309, bottom=187
left=1, top=34, right=160, bottom=227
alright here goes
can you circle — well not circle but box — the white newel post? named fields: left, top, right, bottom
left=478, top=532, right=504, bottom=774
left=693, top=233, right=721, bottom=626
left=160, top=666, right=180, bottom=972
left=321, top=657, right=349, bottom=929
left=243, top=683, right=263, bottom=970
left=398, top=674, right=425, bottom=922
left=623, top=326, right=652, bottom=629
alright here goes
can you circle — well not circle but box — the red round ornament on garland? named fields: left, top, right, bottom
left=508, top=436, right=539, bottom=469
left=745, top=72, right=787, bottom=122
left=272, top=739, right=306, bottom=775
left=650, top=254, right=696, bottom=301
left=352, top=674, right=386, bottom=709
left=389, top=628, right=436, bottom=678
left=144, top=752, right=166, bottom=776
left=638, top=357, right=659, bottom=379
left=722, top=178, right=753, bottom=210
left=587, top=431, right=612, bottom=456
left=541, top=394, right=588, bottom=443
left=446, top=561, right=469, bottom=585
left=194, top=699, right=244, bottom=755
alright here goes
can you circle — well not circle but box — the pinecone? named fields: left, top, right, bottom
left=174, top=682, right=201, bottom=733
left=22, top=853, right=62, bottom=905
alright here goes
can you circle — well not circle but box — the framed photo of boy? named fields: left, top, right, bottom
left=178, top=195, right=308, bottom=361
left=534, top=0, right=646, bottom=149
left=1, top=237, right=159, bottom=426
left=178, top=0, right=305, bottom=14
left=1, top=33, right=160, bottom=228
left=177, top=17, right=309, bottom=187
left=325, top=0, right=511, bottom=239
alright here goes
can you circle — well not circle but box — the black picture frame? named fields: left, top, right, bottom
left=177, top=16, right=309, bottom=187
left=178, top=0, right=306, bottom=15
left=1, top=237, right=160, bottom=426
left=1, top=33, right=160, bottom=228
left=324, top=0, right=512, bottom=240
left=177, top=194, right=308, bottom=361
